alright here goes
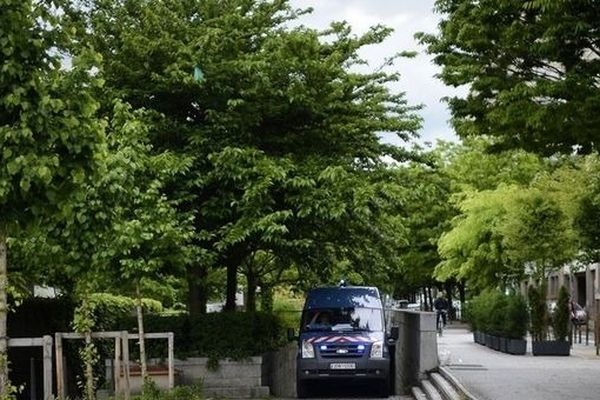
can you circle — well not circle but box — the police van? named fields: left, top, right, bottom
left=292, top=284, right=397, bottom=397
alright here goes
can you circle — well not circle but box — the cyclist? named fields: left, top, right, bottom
left=433, top=292, right=449, bottom=335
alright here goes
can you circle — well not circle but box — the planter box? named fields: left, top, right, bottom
left=484, top=333, right=493, bottom=348
left=491, top=335, right=500, bottom=351
left=499, top=337, right=508, bottom=353
left=532, top=340, right=570, bottom=356
left=507, top=339, right=526, bottom=355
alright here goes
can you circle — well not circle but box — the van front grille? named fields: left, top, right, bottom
left=318, top=344, right=366, bottom=358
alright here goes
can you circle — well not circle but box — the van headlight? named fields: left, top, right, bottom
left=301, top=340, right=315, bottom=358
left=370, top=341, right=384, bottom=358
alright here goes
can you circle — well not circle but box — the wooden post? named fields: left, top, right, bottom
left=114, top=336, right=121, bottom=397
left=168, top=333, right=174, bottom=389
left=596, top=299, right=599, bottom=356
left=30, top=357, right=35, bottom=400
left=42, top=335, right=53, bottom=400
left=121, top=331, right=130, bottom=400
left=55, top=333, right=64, bottom=399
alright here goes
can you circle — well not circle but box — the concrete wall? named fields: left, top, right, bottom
left=388, top=310, right=438, bottom=395
left=147, top=356, right=263, bottom=388
left=263, top=343, right=297, bottom=398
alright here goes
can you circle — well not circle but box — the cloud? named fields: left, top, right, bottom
left=289, top=0, right=465, bottom=145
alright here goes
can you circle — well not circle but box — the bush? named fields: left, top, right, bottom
left=488, top=291, right=507, bottom=337
left=528, top=285, right=548, bottom=341
left=111, top=312, right=286, bottom=360
left=468, top=289, right=528, bottom=340
left=504, top=294, right=528, bottom=339
left=553, top=286, right=570, bottom=341
left=132, top=379, right=203, bottom=400
left=89, top=293, right=163, bottom=330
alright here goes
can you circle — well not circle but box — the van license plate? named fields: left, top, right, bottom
left=330, top=363, right=356, bottom=370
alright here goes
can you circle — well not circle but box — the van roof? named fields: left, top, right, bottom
left=303, top=286, right=382, bottom=309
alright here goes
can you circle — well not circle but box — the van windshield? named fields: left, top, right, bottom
left=301, top=307, right=383, bottom=332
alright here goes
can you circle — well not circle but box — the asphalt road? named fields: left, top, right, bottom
left=439, top=327, right=600, bottom=400
left=294, top=381, right=412, bottom=399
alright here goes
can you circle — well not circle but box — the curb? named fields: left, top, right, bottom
left=438, top=366, right=480, bottom=400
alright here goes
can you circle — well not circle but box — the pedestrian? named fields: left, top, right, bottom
left=434, top=292, right=449, bottom=329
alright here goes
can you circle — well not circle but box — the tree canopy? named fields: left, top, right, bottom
left=71, top=0, right=422, bottom=312
left=418, top=0, right=600, bottom=155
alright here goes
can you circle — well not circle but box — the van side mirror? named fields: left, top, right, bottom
left=389, top=327, right=399, bottom=341
left=287, top=328, right=298, bottom=342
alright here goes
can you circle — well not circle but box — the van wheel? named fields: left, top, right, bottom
left=296, top=381, right=309, bottom=398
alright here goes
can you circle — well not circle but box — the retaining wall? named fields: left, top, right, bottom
left=388, top=309, right=438, bottom=395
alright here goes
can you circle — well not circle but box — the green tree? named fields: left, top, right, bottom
left=0, top=0, right=105, bottom=393
left=574, top=155, right=600, bottom=263
left=436, top=186, right=518, bottom=289
left=499, top=187, right=576, bottom=282
left=418, top=0, right=600, bottom=155
left=392, top=151, right=454, bottom=303
left=75, top=0, right=421, bottom=312
left=441, top=139, right=544, bottom=192
left=10, top=102, right=193, bottom=398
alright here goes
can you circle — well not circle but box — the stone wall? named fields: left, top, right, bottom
left=263, top=342, right=297, bottom=398
left=163, top=357, right=264, bottom=388
left=387, top=309, right=438, bottom=395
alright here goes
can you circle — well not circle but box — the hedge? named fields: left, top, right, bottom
left=111, top=312, right=287, bottom=360
left=468, top=289, right=528, bottom=339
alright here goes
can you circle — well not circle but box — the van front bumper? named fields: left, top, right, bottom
left=296, top=357, right=390, bottom=381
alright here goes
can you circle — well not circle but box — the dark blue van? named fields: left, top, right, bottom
left=294, top=285, right=396, bottom=397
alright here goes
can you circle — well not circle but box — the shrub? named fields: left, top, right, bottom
left=553, top=286, right=570, bottom=341
left=528, top=285, right=548, bottom=341
left=467, top=289, right=528, bottom=339
left=134, top=379, right=203, bottom=400
left=488, top=291, right=507, bottom=337
left=89, top=293, right=163, bottom=330
left=111, top=312, right=286, bottom=360
left=504, top=294, right=528, bottom=339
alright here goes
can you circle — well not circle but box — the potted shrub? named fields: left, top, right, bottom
left=464, top=300, right=480, bottom=343
left=482, top=290, right=497, bottom=348
left=548, top=285, right=571, bottom=355
left=530, top=285, right=570, bottom=356
left=489, top=291, right=507, bottom=352
left=505, top=293, right=528, bottom=355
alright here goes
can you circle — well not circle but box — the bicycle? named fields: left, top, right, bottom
left=436, top=309, right=447, bottom=336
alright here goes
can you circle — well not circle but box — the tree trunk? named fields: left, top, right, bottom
left=223, top=243, right=248, bottom=312
left=422, top=287, right=429, bottom=311
left=427, top=286, right=434, bottom=312
left=0, top=232, right=9, bottom=396
left=84, top=331, right=95, bottom=400
left=458, top=281, right=466, bottom=321
left=246, top=272, right=257, bottom=312
left=136, top=282, right=147, bottom=382
left=187, top=265, right=207, bottom=316
left=224, top=262, right=238, bottom=312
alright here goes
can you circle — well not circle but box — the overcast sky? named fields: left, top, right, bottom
left=289, top=0, right=465, bottom=147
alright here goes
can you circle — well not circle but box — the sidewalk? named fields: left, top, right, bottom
left=438, top=326, right=600, bottom=400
